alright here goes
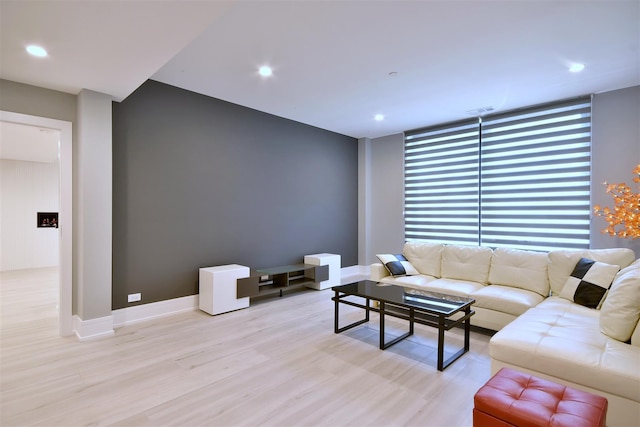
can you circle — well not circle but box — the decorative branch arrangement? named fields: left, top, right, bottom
left=593, top=163, right=640, bottom=239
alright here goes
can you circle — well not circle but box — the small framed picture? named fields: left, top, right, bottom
left=37, top=212, right=58, bottom=228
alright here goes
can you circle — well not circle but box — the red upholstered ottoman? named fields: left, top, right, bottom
left=473, top=368, right=607, bottom=427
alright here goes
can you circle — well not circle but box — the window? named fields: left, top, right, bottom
left=405, top=119, right=480, bottom=246
left=404, top=97, right=591, bottom=251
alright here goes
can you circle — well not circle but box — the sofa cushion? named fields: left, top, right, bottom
left=600, top=260, right=640, bottom=343
left=632, top=320, right=640, bottom=348
left=559, top=258, right=620, bottom=309
left=402, top=241, right=444, bottom=277
left=490, top=296, right=640, bottom=403
left=488, top=247, right=549, bottom=297
left=472, top=285, right=545, bottom=317
left=441, top=245, right=493, bottom=284
left=377, top=254, right=419, bottom=277
left=418, top=277, right=485, bottom=298
left=379, top=274, right=438, bottom=289
left=547, top=248, right=635, bottom=296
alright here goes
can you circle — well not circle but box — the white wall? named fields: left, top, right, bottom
left=591, top=86, right=640, bottom=256
left=75, top=89, right=113, bottom=327
left=370, top=134, right=405, bottom=259
left=0, top=159, right=59, bottom=270
left=358, top=133, right=405, bottom=265
left=357, top=138, right=372, bottom=266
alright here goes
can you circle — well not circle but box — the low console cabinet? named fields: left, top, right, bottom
left=237, top=263, right=329, bottom=298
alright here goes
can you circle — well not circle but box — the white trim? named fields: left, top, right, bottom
left=110, top=267, right=372, bottom=329
left=73, top=315, right=114, bottom=341
left=0, top=111, right=73, bottom=337
left=112, top=295, right=199, bottom=328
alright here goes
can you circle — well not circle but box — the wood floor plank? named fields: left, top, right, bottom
left=1, top=268, right=493, bottom=426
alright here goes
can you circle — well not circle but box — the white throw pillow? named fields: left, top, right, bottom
left=600, top=260, right=640, bottom=342
left=402, top=241, right=444, bottom=277
left=547, top=248, right=636, bottom=295
left=441, top=245, right=493, bottom=284
left=376, top=254, right=420, bottom=277
left=559, top=258, right=620, bottom=309
left=489, top=247, right=549, bottom=296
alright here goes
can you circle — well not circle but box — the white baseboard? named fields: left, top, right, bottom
left=112, top=295, right=199, bottom=328
left=73, top=314, right=114, bottom=341
left=110, top=266, right=370, bottom=329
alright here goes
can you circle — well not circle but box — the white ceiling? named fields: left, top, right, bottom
left=1, top=0, right=639, bottom=140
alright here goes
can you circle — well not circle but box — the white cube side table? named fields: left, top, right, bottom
left=199, top=264, right=250, bottom=315
left=304, top=253, right=341, bottom=290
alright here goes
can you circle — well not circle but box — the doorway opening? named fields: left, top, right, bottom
left=0, top=111, right=73, bottom=336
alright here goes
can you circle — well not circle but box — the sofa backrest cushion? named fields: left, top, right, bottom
left=489, top=248, right=549, bottom=296
left=441, top=245, right=493, bottom=284
left=403, top=241, right=444, bottom=277
left=547, top=248, right=636, bottom=296
left=600, top=259, right=640, bottom=343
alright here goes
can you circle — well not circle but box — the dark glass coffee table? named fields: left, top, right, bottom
left=332, top=280, right=475, bottom=371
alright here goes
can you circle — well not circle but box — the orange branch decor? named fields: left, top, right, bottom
left=593, top=163, right=640, bottom=239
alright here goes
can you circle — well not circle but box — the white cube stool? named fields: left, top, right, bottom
left=199, top=264, right=250, bottom=315
left=304, top=253, right=341, bottom=290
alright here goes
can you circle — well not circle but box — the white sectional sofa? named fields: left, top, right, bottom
left=370, top=242, right=640, bottom=427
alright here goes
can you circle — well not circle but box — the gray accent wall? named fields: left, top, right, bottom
left=112, top=80, right=358, bottom=309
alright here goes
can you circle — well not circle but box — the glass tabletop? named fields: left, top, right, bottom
left=333, top=280, right=474, bottom=316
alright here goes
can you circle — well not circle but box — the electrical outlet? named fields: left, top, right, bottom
left=128, top=293, right=141, bottom=303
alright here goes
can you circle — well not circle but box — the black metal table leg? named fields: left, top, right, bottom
left=437, top=308, right=475, bottom=371
left=334, top=289, right=339, bottom=333
left=410, top=307, right=415, bottom=335
left=379, top=302, right=413, bottom=350
left=334, top=291, right=370, bottom=334
left=464, top=306, right=471, bottom=352
left=379, top=301, right=385, bottom=349
left=437, top=315, right=445, bottom=371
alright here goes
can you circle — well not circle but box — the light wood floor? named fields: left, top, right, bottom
left=1, top=268, right=493, bottom=426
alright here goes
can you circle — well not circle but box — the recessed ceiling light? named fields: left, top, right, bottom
left=569, top=63, right=585, bottom=73
left=258, top=65, right=273, bottom=77
left=374, top=114, right=384, bottom=121
left=26, top=45, right=48, bottom=57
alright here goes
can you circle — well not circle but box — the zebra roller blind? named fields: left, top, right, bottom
left=405, top=119, right=480, bottom=245
left=404, top=96, right=591, bottom=251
